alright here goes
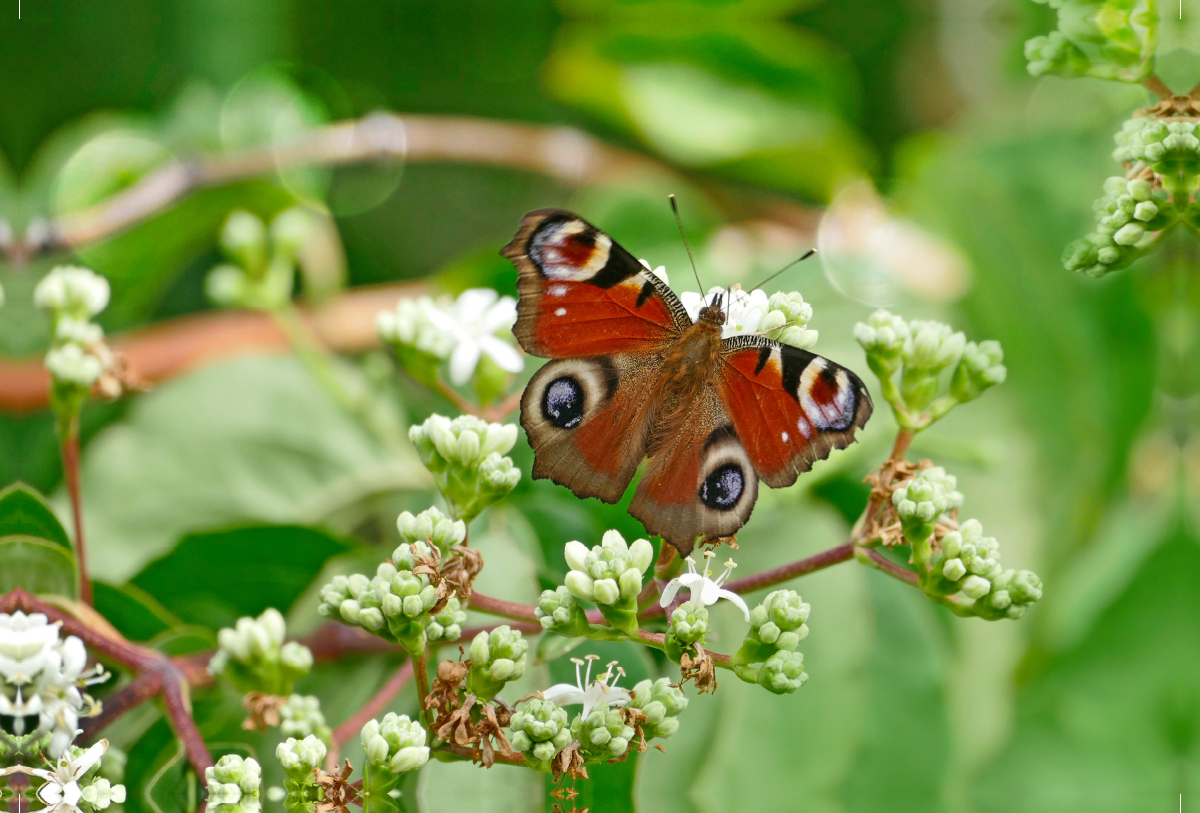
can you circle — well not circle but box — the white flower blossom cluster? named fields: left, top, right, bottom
left=377, top=288, right=524, bottom=385
left=0, top=612, right=108, bottom=757
left=34, top=266, right=111, bottom=391
left=2, top=739, right=127, bottom=813
left=679, top=284, right=818, bottom=349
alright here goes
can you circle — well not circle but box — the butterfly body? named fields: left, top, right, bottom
left=503, top=209, right=873, bottom=554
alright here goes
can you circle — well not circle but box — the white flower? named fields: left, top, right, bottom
left=0, top=612, right=107, bottom=757
left=44, top=344, right=104, bottom=388
left=54, top=317, right=104, bottom=346
left=659, top=551, right=750, bottom=621
left=639, top=259, right=669, bottom=285
left=427, top=288, right=524, bottom=385
left=542, top=655, right=632, bottom=717
left=680, top=285, right=771, bottom=338
left=21, top=739, right=110, bottom=813
left=376, top=297, right=456, bottom=359
left=33, top=266, right=110, bottom=318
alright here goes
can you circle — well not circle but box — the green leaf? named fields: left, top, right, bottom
left=0, top=482, right=71, bottom=548
left=974, top=534, right=1200, bottom=811
left=92, top=581, right=179, bottom=642
left=71, top=355, right=428, bottom=583
left=131, top=524, right=353, bottom=630
left=0, top=535, right=78, bottom=598
left=840, top=577, right=951, bottom=813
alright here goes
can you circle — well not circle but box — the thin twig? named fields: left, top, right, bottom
left=77, top=670, right=162, bottom=742
left=60, top=423, right=92, bottom=605
left=327, top=660, right=414, bottom=769
left=1142, top=74, right=1174, bottom=99
left=719, top=541, right=855, bottom=596
left=889, top=428, right=914, bottom=462
left=861, top=548, right=919, bottom=586
left=413, top=650, right=432, bottom=729
left=0, top=281, right=430, bottom=414
left=436, top=380, right=486, bottom=419
left=161, top=676, right=215, bottom=774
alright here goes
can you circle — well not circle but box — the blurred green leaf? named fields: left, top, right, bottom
left=841, top=577, right=951, bottom=813
left=975, top=534, right=1200, bottom=811
left=92, top=580, right=180, bottom=642
left=0, top=535, right=78, bottom=598
left=131, top=524, right=353, bottom=629
left=70, top=355, right=427, bottom=583
left=0, top=481, right=71, bottom=548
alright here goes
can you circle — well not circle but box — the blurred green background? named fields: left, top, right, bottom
left=1, top=0, right=1198, bottom=811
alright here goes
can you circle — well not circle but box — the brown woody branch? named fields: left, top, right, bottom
left=0, top=281, right=428, bottom=413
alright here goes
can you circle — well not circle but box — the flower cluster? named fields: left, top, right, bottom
left=34, top=266, right=112, bottom=409
left=378, top=288, right=523, bottom=396
left=0, top=611, right=107, bottom=758
left=855, top=310, right=1005, bottom=429
left=361, top=713, right=430, bottom=793
left=1023, top=0, right=1158, bottom=83
left=1113, top=117, right=1200, bottom=176
left=409, top=414, right=521, bottom=521
left=507, top=698, right=571, bottom=771
left=562, top=530, right=654, bottom=635
left=731, top=590, right=811, bottom=694
left=208, top=609, right=313, bottom=696
left=467, top=625, right=529, bottom=701
left=317, top=544, right=439, bottom=653
left=534, top=585, right=589, bottom=637
left=205, top=208, right=311, bottom=310
left=1063, top=175, right=1174, bottom=278
left=396, top=505, right=466, bottom=556
left=2, top=739, right=126, bottom=813
left=205, top=754, right=262, bottom=812
left=921, top=519, right=1044, bottom=620
left=680, top=285, right=818, bottom=349
left=627, top=678, right=688, bottom=740
left=571, top=702, right=636, bottom=761
left=276, top=735, right=326, bottom=795
left=278, top=693, right=331, bottom=741
left=892, top=466, right=964, bottom=542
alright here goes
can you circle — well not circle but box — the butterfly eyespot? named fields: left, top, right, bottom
left=542, top=376, right=586, bottom=429
left=698, top=463, right=745, bottom=511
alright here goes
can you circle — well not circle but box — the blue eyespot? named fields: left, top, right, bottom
left=699, top=464, right=744, bottom=511
left=543, top=376, right=585, bottom=429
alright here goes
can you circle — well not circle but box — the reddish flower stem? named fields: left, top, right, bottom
left=718, top=541, right=855, bottom=597
left=331, top=661, right=414, bottom=748
left=414, top=650, right=433, bottom=729
left=60, top=424, right=92, bottom=605
left=161, top=676, right=215, bottom=774
left=862, top=548, right=919, bottom=586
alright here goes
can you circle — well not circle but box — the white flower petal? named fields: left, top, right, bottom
left=717, top=589, right=751, bottom=621
left=477, top=334, right=524, bottom=373
left=542, top=684, right=588, bottom=708
left=448, top=341, right=482, bottom=386
left=658, top=578, right=682, bottom=607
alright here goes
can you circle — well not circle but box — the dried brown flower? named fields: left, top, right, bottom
left=314, top=759, right=359, bottom=813
left=241, top=692, right=287, bottom=732
left=679, top=643, right=718, bottom=695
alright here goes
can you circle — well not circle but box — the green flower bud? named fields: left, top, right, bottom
left=854, top=309, right=910, bottom=378
left=279, top=694, right=331, bottom=742
left=629, top=677, right=688, bottom=740
left=206, top=755, right=262, bottom=798
left=409, top=415, right=522, bottom=521
left=467, top=625, right=528, bottom=701
left=508, top=698, right=572, bottom=771
left=892, top=466, right=963, bottom=544
left=593, top=578, right=621, bottom=605
left=208, top=609, right=306, bottom=695
left=757, top=649, right=808, bottom=695
left=950, top=340, right=1007, bottom=404
left=80, top=777, right=126, bottom=810
left=361, top=713, right=429, bottom=795
left=270, top=207, right=311, bottom=261
left=667, top=601, right=709, bottom=645
left=733, top=590, right=810, bottom=667
left=427, top=597, right=467, bottom=642
left=535, top=586, right=589, bottom=636
left=220, top=211, right=269, bottom=274
left=571, top=702, right=636, bottom=762
left=276, top=735, right=327, bottom=774
left=396, top=506, right=466, bottom=555
left=901, top=320, right=965, bottom=411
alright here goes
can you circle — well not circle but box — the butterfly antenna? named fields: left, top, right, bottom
left=669, top=194, right=705, bottom=293
left=747, top=248, right=817, bottom=294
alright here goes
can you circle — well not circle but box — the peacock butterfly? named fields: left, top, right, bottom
left=501, top=208, right=873, bottom=554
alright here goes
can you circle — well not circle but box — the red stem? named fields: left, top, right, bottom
left=863, top=548, right=919, bottom=586
left=330, top=661, right=414, bottom=748
left=720, top=541, right=855, bottom=596
left=60, top=426, right=92, bottom=605
left=161, top=677, right=214, bottom=773
left=414, top=650, right=433, bottom=729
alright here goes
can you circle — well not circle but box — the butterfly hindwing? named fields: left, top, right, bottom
left=629, top=388, right=759, bottom=555
left=520, top=353, right=663, bottom=504
left=718, top=337, right=873, bottom=488
left=502, top=209, right=691, bottom=358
